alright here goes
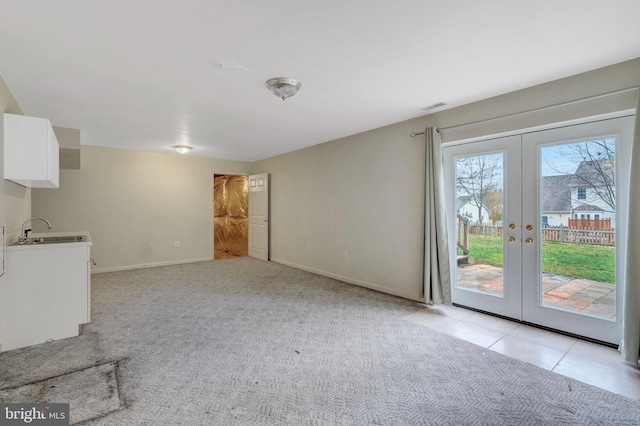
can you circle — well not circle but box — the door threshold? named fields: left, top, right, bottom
left=452, top=303, right=618, bottom=349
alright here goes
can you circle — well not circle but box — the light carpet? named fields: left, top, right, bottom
left=1, top=257, right=639, bottom=425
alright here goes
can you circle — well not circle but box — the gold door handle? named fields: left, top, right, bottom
left=525, top=238, right=534, bottom=244
left=508, top=237, right=516, bottom=243
left=526, top=224, right=533, bottom=231
left=509, top=223, right=516, bottom=230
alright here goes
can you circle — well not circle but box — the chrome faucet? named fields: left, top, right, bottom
left=18, top=217, right=52, bottom=244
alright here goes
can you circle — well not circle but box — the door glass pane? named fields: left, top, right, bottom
left=455, top=152, right=505, bottom=297
left=539, top=139, right=616, bottom=320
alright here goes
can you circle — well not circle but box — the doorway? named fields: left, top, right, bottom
left=248, top=173, right=269, bottom=261
left=213, top=174, right=249, bottom=259
left=443, top=116, right=633, bottom=344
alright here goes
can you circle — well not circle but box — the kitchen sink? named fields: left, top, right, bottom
left=35, top=235, right=86, bottom=243
left=13, top=235, right=86, bottom=245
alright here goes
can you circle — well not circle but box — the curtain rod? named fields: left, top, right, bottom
left=438, top=86, right=638, bottom=132
left=410, top=86, right=638, bottom=137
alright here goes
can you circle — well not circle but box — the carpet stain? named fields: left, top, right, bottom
left=0, top=360, right=126, bottom=425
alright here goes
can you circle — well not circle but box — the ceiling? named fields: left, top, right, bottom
left=1, top=1, right=640, bottom=162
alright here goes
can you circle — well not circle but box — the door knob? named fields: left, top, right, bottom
left=526, top=224, right=533, bottom=231
left=509, top=223, right=516, bottom=230
left=508, top=237, right=516, bottom=243
left=525, top=238, right=534, bottom=244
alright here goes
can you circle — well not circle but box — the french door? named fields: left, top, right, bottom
left=443, top=116, right=633, bottom=344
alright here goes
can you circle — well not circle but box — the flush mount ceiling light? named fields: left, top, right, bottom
left=265, top=77, right=302, bottom=101
left=172, top=145, right=192, bottom=155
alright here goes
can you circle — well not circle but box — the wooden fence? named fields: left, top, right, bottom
left=567, top=218, right=612, bottom=230
left=468, top=222, right=503, bottom=236
left=541, top=225, right=615, bottom=246
left=457, top=214, right=469, bottom=255
left=464, top=222, right=615, bottom=247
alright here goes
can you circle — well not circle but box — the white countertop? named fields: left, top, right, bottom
left=7, top=231, right=92, bottom=251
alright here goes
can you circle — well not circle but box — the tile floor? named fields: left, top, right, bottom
left=403, top=304, right=640, bottom=400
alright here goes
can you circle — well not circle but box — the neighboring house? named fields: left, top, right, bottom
left=540, top=160, right=615, bottom=227
left=456, top=196, right=491, bottom=224
left=541, top=175, right=572, bottom=227
left=570, top=160, right=616, bottom=226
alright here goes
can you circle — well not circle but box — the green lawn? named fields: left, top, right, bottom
left=461, top=234, right=615, bottom=283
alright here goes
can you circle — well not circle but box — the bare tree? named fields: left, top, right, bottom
left=484, top=189, right=503, bottom=224
left=571, top=141, right=615, bottom=212
left=545, top=139, right=616, bottom=212
left=456, top=153, right=502, bottom=223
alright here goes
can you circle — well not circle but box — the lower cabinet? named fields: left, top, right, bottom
left=0, top=243, right=91, bottom=352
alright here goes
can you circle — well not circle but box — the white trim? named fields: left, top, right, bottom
left=271, top=257, right=424, bottom=302
left=91, top=257, right=213, bottom=274
left=213, top=171, right=250, bottom=176
left=438, top=87, right=639, bottom=133
left=442, top=109, right=636, bottom=147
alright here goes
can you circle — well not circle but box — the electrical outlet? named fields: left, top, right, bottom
left=343, top=251, right=348, bottom=260
left=174, top=241, right=180, bottom=248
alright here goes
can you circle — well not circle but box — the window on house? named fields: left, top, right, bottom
left=541, top=216, right=548, bottom=228
left=577, top=187, right=587, bottom=200
left=595, top=214, right=600, bottom=220
left=581, top=214, right=590, bottom=220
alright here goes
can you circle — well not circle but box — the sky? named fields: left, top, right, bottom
left=455, top=137, right=616, bottom=197
left=539, top=138, right=615, bottom=177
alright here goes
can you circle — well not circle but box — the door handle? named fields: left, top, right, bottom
left=508, top=237, right=516, bottom=243
left=525, top=238, right=534, bottom=244
left=509, top=223, right=516, bottom=230
left=526, top=224, right=533, bottom=231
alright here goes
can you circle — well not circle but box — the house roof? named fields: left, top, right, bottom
left=571, top=159, right=615, bottom=187
left=456, top=196, right=491, bottom=213
left=456, top=196, right=471, bottom=211
left=541, top=175, right=572, bottom=212
left=573, top=204, right=605, bottom=212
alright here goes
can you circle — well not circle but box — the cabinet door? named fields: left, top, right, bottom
left=86, top=253, right=92, bottom=323
left=48, top=124, right=60, bottom=186
left=1, top=246, right=88, bottom=350
left=3, top=113, right=59, bottom=188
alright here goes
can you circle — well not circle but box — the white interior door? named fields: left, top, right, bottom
left=444, top=115, right=633, bottom=344
left=248, top=173, right=269, bottom=261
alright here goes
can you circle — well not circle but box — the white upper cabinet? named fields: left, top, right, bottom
left=3, top=113, right=59, bottom=188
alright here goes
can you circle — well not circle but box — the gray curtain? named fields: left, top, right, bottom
left=622, top=94, right=640, bottom=365
left=424, top=128, right=451, bottom=304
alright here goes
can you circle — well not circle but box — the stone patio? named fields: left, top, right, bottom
left=457, top=264, right=616, bottom=319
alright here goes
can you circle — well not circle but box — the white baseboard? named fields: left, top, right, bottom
left=92, top=257, right=425, bottom=303
left=270, top=258, right=423, bottom=302
left=92, top=257, right=213, bottom=274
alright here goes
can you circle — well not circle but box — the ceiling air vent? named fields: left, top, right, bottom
left=422, top=102, right=446, bottom=111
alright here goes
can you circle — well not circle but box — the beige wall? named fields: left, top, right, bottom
left=1, top=75, right=29, bottom=353
left=26, top=57, right=640, bottom=299
left=0, top=76, right=29, bottom=246
left=32, top=146, right=251, bottom=272
left=253, top=57, right=640, bottom=302
left=253, top=123, right=426, bottom=300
